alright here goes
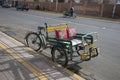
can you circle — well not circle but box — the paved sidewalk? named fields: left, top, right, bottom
left=0, top=31, right=85, bottom=80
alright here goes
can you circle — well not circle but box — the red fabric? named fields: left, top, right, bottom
left=55, top=28, right=77, bottom=39
left=66, top=28, right=76, bottom=38
left=55, top=30, right=68, bottom=39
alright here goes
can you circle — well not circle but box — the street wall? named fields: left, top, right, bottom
left=9, top=1, right=120, bottom=18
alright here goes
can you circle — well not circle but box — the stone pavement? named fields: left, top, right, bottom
left=0, top=31, right=85, bottom=80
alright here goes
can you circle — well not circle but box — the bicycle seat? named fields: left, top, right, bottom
left=38, top=26, right=45, bottom=30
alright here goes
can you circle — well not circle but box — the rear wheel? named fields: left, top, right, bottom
left=25, top=32, right=42, bottom=51
left=51, top=46, right=68, bottom=67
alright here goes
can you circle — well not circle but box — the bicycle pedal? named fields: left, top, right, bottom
left=80, top=53, right=91, bottom=61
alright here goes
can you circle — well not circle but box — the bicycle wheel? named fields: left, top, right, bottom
left=51, top=46, right=68, bottom=67
left=25, top=32, right=42, bottom=51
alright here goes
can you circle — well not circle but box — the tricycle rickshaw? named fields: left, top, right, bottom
left=25, top=23, right=99, bottom=67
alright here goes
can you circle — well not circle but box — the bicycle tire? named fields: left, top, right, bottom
left=25, top=32, right=42, bottom=51
left=51, top=46, right=68, bottom=67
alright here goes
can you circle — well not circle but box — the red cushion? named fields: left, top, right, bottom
left=55, top=30, right=68, bottom=39
left=66, top=28, right=76, bottom=38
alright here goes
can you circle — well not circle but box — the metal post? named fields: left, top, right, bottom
left=55, top=0, right=58, bottom=12
left=112, top=0, right=118, bottom=18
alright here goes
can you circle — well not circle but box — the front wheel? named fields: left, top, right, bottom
left=25, top=32, right=42, bottom=51
left=51, top=46, right=68, bottom=67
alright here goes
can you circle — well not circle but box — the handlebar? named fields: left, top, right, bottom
left=81, top=32, right=98, bottom=46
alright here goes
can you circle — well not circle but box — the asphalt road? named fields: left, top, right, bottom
left=0, top=8, right=120, bottom=80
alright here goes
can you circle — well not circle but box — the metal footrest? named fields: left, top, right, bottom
left=91, top=48, right=99, bottom=57
left=80, top=53, right=91, bottom=61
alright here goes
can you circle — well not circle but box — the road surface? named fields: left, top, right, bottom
left=0, top=8, right=120, bottom=80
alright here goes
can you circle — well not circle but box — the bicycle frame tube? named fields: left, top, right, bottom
left=45, top=23, right=49, bottom=40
